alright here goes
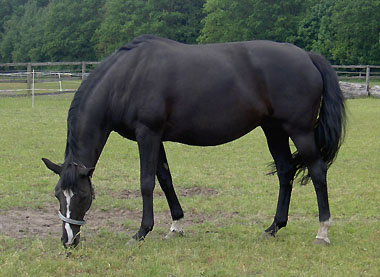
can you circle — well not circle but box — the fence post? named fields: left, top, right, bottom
left=366, top=65, right=370, bottom=96
left=26, top=63, right=32, bottom=96
left=32, top=69, right=35, bottom=108
left=82, top=62, right=86, bottom=80
left=58, top=73, right=62, bottom=91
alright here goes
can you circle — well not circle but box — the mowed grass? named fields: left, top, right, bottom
left=1, top=95, right=380, bottom=276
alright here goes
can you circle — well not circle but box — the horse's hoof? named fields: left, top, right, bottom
left=261, top=231, right=275, bottom=239
left=164, top=230, right=184, bottom=239
left=127, top=237, right=144, bottom=246
left=127, top=238, right=137, bottom=246
left=313, top=238, right=330, bottom=246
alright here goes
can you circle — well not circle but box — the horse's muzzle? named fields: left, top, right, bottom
left=62, top=234, right=80, bottom=248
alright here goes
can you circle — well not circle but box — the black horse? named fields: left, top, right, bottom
left=42, top=35, right=345, bottom=248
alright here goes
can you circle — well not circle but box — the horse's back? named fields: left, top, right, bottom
left=111, top=37, right=323, bottom=145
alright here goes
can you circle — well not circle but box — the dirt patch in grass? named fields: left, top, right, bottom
left=0, top=186, right=241, bottom=240
left=108, top=186, right=218, bottom=199
left=180, top=186, right=218, bottom=197
left=0, top=196, right=218, bottom=240
left=0, top=203, right=158, bottom=239
left=0, top=205, right=217, bottom=239
left=0, top=203, right=61, bottom=238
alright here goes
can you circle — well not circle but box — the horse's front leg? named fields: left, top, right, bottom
left=130, top=126, right=162, bottom=243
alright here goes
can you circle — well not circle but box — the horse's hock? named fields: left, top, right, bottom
left=339, top=81, right=380, bottom=98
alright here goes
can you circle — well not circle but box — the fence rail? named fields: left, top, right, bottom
left=0, top=62, right=379, bottom=96
left=0, top=62, right=100, bottom=96
left=333, top=65, right=380, bottom=92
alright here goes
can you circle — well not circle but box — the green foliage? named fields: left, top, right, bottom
left=296, top=0, right=334, bottom=52
left=91, top=0, right=147, bottom=57
left=198, top=0, right=311, bottom=43
left=146, top=0, right=205, bottom=44
left=0, top=0, right=102, bottom=62
left=327, top=0, right=380, bottom=64
left=0, top=0, right=379, bottom=64
left=0, top=0, right=47, bottom=62
left=92, top=0, right=205, bottom=57
left=297, top=0, right=380, bottom=64
left=42, top=0, right=103, bottom=61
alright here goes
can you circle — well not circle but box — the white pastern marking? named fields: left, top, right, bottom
left=316, top=219, right=332, bottom=244
left=170, top=218, right=184, bottom=233
left=63, top=189, right=74, bottom=245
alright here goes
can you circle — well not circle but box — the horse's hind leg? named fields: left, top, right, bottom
left=262, top=124, right=296, bottom=237
left=156, top=143, right=184, bottom=238
left=291, top=133, right=332, bottom=245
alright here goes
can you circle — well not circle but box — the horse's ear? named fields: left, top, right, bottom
left=78, top=167, right=95, bottom=178
left=42, top=158, right=62, bottom=175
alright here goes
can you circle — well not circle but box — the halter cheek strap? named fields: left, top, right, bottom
left=58, top=211, right=86, bottom=226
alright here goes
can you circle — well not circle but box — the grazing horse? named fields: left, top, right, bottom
left=42, top=35, right=345, bottom=248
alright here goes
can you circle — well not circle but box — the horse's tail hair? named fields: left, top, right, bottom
left=294, top=52, right=346, bottom=185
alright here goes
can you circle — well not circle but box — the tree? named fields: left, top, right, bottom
left=0, top=0, right=47, bottom=62
left=295, top=0, right=334, bottom=52
left=198, top=0, right=310, bottom=44
left=42, top=0, right=104, bottom=61
left=0, top=0, right=29, bottom=34
left=93, top=0, right=205, bottom=58
left=297, top=0, right=380, bottom=64
left=146, top=0, right=205, bottom=44
left=91, top=0, right=148, bottom=58
left=326, top=0, right=380, bottom=64
left=1, top=0, right=379, bottom=64
left=198, top=0, right=254, bottom=43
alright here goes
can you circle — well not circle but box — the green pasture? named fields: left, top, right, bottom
left=1, top=95, right=380, bottom=276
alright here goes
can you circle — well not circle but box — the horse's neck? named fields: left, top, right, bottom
left=67, top=107, right=111, bottom=169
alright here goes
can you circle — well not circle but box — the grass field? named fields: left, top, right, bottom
left=1, top=95, right=380, bottom=276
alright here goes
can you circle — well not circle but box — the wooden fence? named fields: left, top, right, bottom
left=0, top=62, right=379, bottom=96
left=0, top=62, right=100, bottom=95
left=333, top=65, right=380, bottom=92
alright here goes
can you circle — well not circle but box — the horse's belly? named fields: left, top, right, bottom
left=163, top=113, right=261, bottom=146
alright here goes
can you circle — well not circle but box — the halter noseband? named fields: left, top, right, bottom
left=58, top=211, right=86, bottom=226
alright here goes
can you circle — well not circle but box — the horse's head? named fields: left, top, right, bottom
left=42, top=158, right=95, bottom=248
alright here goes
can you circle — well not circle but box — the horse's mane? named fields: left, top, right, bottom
left=61, top=35, right=158, bottom=191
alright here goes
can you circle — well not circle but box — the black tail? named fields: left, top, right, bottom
left=294, top=52, right=346, bottom=185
